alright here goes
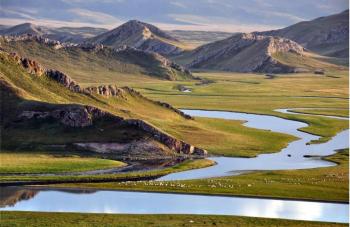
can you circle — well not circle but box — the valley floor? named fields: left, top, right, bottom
left=0, top=212, right=346, bottom=227
left=1, top=70, right=348, bottom=225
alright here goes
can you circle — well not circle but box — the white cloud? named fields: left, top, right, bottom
left=167, top=14, right=280, bottom=32
left=170, top=1, right=186, bottom=8
left=68, top=8, right=122, bottom=25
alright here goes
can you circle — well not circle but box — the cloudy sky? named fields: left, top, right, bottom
left=0, top=0, right=348, bottom=32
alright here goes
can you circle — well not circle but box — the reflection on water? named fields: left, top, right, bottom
left=158, top=109, right=349, bottom=180
left=0, top=187, right=348, bottom=223
left=0, top=187, right=39, bottom=207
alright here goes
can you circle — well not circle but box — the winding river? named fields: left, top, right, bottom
left=158, top=109, right=349, bottom=180
left=1, top=108, right=348, bottom=223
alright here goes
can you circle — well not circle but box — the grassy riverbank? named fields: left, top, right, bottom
left=0, top=212, right=346, bottom=227
left=0, top=152, right=126, bottom=174
left=59, top=149, right=349, bottom=202
left=0, top=159, right=215, bottom=185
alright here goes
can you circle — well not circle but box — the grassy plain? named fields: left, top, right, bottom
left=1, top=212, right=345, bottom=227
left=0, top=152, right=126, bottom=174
left=289, top=108, right=349, bottom=117
left=61, top=149, right=349, bottom=202
left=0, top=159, right=215, bottom=184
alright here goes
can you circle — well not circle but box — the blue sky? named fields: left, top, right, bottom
left=0, top=0, right=348, bottom=32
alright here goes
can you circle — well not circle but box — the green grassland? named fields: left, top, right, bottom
left=0, top=152, right=126, bottom=174
left=289, top=108, right=349, bottom=117
left=0, top=159, right=215, bottom=184
left=60, top=149, right=349, bottom=202
left=1, top=212, right=345, bottom=227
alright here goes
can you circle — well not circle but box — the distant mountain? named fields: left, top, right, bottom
left=89, top=20, right=190, bottom=55
left=0, top=35, right=193, bottom=81
left=256, top=10, right=349, bottom=58
left=0, top=23, right=46, bottom=36
left=168, top=30, right=233, bottom=47
left=0, top=23, right=107, bottom=43
left=173, top=33, right=342, bottom=73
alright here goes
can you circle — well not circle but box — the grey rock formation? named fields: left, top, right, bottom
left=46, top=69, right=81, bottom=92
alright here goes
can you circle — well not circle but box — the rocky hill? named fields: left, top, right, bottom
left=0, top=23, right=107, bottom=43
left=88, top=20, right=190, bottom=55
left=173, top=33, right=307, bottom=73
left=256, top=10, right=349, bottom=58
left=0, top=35, right=193, bottom=81
left=172, top=32, right=343, bottom=73
left=0, top=50, right=207, bottom=159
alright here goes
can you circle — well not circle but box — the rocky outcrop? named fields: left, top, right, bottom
left=1, top=34, right=77, bottom=49
left=46, top=69, right=81, bottom=92
left=18, top=105, right=117, bottom=127
left=123, top=119, right=207, bottom=155
left=83, top=84, right=126, bottom=98
left=8, top=52, right=45, bottom=76
left=73, top=139, right=175, bottom=159
left=17, top=105, right=206, bottom=156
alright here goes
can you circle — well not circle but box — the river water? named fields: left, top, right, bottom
left=0, top=187, right=348, bottom=223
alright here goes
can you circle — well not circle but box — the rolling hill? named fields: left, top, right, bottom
left=0, top=35, right=193, bottom=82
left=0, top=23, right=107, bottom=43
left=167, top=30, right=233, bottom=48
left=0, top=48, right=206, bottom=158
left=256, top=10, right=349, bottom=58
left=88, top=20, right=191, bottom=55
left=172, top=33, right=343, bottom=73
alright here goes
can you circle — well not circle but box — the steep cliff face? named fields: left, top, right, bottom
left=177, top=33, right=305, bottom=73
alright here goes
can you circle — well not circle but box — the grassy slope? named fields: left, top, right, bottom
left=0, top=212, right=345, bottom=227
left=0, top=52, right=294, bottom=157
left=60, top=149, right=349, bottom=202
left=272, top=52, right=346, bottom=72
left=0, top=152, right=125, bottom=174
left=0, top=39, right=191, bottom=83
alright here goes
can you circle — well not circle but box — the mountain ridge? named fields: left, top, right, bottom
left=0, top=35, right=193, bottom=81
left=255, top=10, right=349, bottom=58
left=88, top=20, right=189, bottom=55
